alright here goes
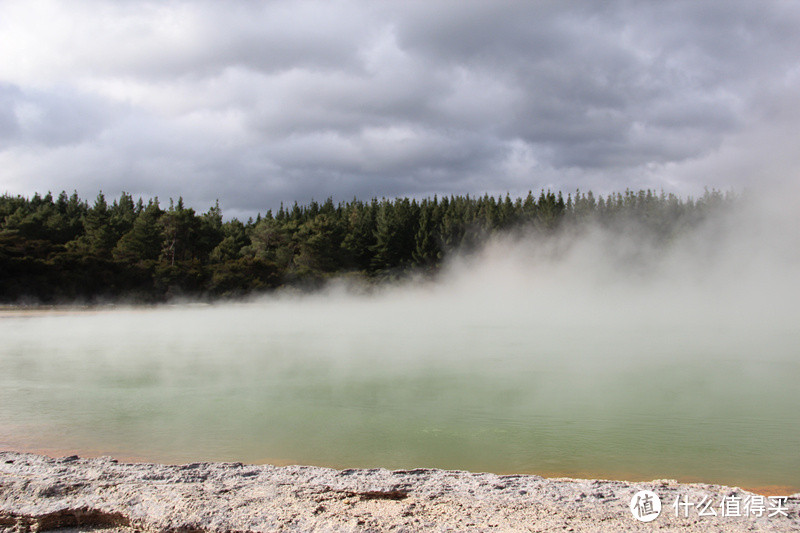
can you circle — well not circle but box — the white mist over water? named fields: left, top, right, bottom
left=1, top=190, right=799, bottom=490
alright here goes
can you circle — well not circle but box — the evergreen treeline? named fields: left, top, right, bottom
left=0, top=188, right=732, bottom=303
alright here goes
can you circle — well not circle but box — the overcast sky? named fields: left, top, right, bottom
left=2, top=1, right=799, bottom=218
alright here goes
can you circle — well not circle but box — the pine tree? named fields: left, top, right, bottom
left=159, top=197, right=200, bottom=265
left=412, top=202, right=440, bottom=267
left=75, top=192, right=118, bottom=257
left=113, top=200, right=164, bottom=262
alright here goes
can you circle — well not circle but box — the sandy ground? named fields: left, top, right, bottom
left=1, top=452, right=798, bottom=532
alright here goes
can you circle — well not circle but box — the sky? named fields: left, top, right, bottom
left=1, top=0, right=799, bottom=219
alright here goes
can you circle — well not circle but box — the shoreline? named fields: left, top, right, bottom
left=2, top=439, right=796, bottom=498
left=1, top=452, right=798, bottom=532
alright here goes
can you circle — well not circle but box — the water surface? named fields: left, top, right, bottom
left=1, top=292, right=798, bottom=492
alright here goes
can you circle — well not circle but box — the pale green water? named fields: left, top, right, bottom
left=1, top=293, right=798, bottom=492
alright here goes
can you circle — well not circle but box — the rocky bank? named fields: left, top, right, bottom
left=1, top=452, right=798, bottom=532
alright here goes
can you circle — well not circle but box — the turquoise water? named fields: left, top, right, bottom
left=1, top=294, right=798, bottom=492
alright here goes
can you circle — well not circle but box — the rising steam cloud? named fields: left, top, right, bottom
left=1, top=186, right=798, bottom=489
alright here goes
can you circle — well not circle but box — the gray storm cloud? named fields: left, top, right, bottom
left=1, top=1, right=799, bottom=217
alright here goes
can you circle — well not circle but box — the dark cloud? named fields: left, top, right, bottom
left=0, top=84, right=22, bottom=141
left=2, top=84, right=121, bottom=148
left=1, top=0, right=799, bottom=216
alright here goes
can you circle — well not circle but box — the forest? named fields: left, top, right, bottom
left=0, top=188, right=734, bottom=303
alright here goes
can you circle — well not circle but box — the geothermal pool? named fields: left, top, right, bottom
left=1, top=287, right=798, bottom=492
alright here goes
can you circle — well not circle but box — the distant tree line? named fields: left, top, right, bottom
left=0, top=188, right=733, bottom=303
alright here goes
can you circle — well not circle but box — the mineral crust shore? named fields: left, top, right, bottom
left=1, top=452, right=798, bottom=532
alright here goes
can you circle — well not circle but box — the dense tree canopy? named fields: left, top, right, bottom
left=0, top=188, right=734, bottom=303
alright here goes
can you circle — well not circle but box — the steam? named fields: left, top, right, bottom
left=1, top=188, right=798, bottom=489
